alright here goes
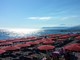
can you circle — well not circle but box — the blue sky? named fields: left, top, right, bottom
left=0, top=0, right=80, bottom=28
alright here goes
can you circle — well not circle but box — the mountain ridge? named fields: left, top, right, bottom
left=42, top=25, right=80, bottom=30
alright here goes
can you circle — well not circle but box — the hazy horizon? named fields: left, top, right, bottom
left=0, top=24, right=80, bottom=29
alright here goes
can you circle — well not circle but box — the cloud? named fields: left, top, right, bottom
left=27, top=17, right=52, bottom=20
left=26, top=15, right=80, bottom=21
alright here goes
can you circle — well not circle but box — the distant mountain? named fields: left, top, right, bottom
left=42, top=25, right=80, bottom=31
left=42, top=27, right=69, bottom=30
left=67, top=25, right=80, bottom=31
left=39, top=26, right=80, bottom=35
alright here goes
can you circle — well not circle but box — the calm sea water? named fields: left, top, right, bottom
left=0, top=29, right=79, bottom=40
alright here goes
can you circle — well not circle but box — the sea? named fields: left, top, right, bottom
left=0, top=28, right=79, bottom=40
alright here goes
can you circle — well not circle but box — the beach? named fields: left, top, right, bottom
left=0, top=33, right=80, bottom=60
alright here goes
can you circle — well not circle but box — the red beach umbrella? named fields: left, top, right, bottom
left=47, top=34, right=56, bottom=38
left=59, top=36, right=69, bottom=39
left=26, top=41, right=39, bottom=45
left=27, top=36, right=37, bottom=41
left=64, top=44, right=80, bottom=52
left=46, top=38, right=53, bottom=41
left=5, top=40, right=14, bottom=42
left=35, top=40, right=43, bottom=43
left=41, top=38, right=47, bottom=41
left=43, top=41, right=55, bottom=45
left=70, top=34, right=78, bottom=37
left=57, top=39, right=66, bottom=42
left=50, top=38, right=56, bottom=41
left=31, top=41, right=40, bottom=45
left=0, top=40, right=6, bottom=43
left=2, top=46, right=20, bottom=51
left=0, top=42, right=13, bottom=46
left=0, top=49, right=6, bottom=54
left=26, top=42, right=32, bottom=44
left=16, top=44, right=31, bottom=48
left=55, top=34, right=62, bottom=37
left=12, top=39, right=27, bottom=43
left=75, top=36, right=80, bottom=40
left=38, top=45, right=55, bottom=51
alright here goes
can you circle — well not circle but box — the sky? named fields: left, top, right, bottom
left=0, top=0, right=80, bottom=29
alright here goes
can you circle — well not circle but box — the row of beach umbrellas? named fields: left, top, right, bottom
left=0, top=34, right=80, bottom=55
left=0, top=43, right=80, bottom=55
